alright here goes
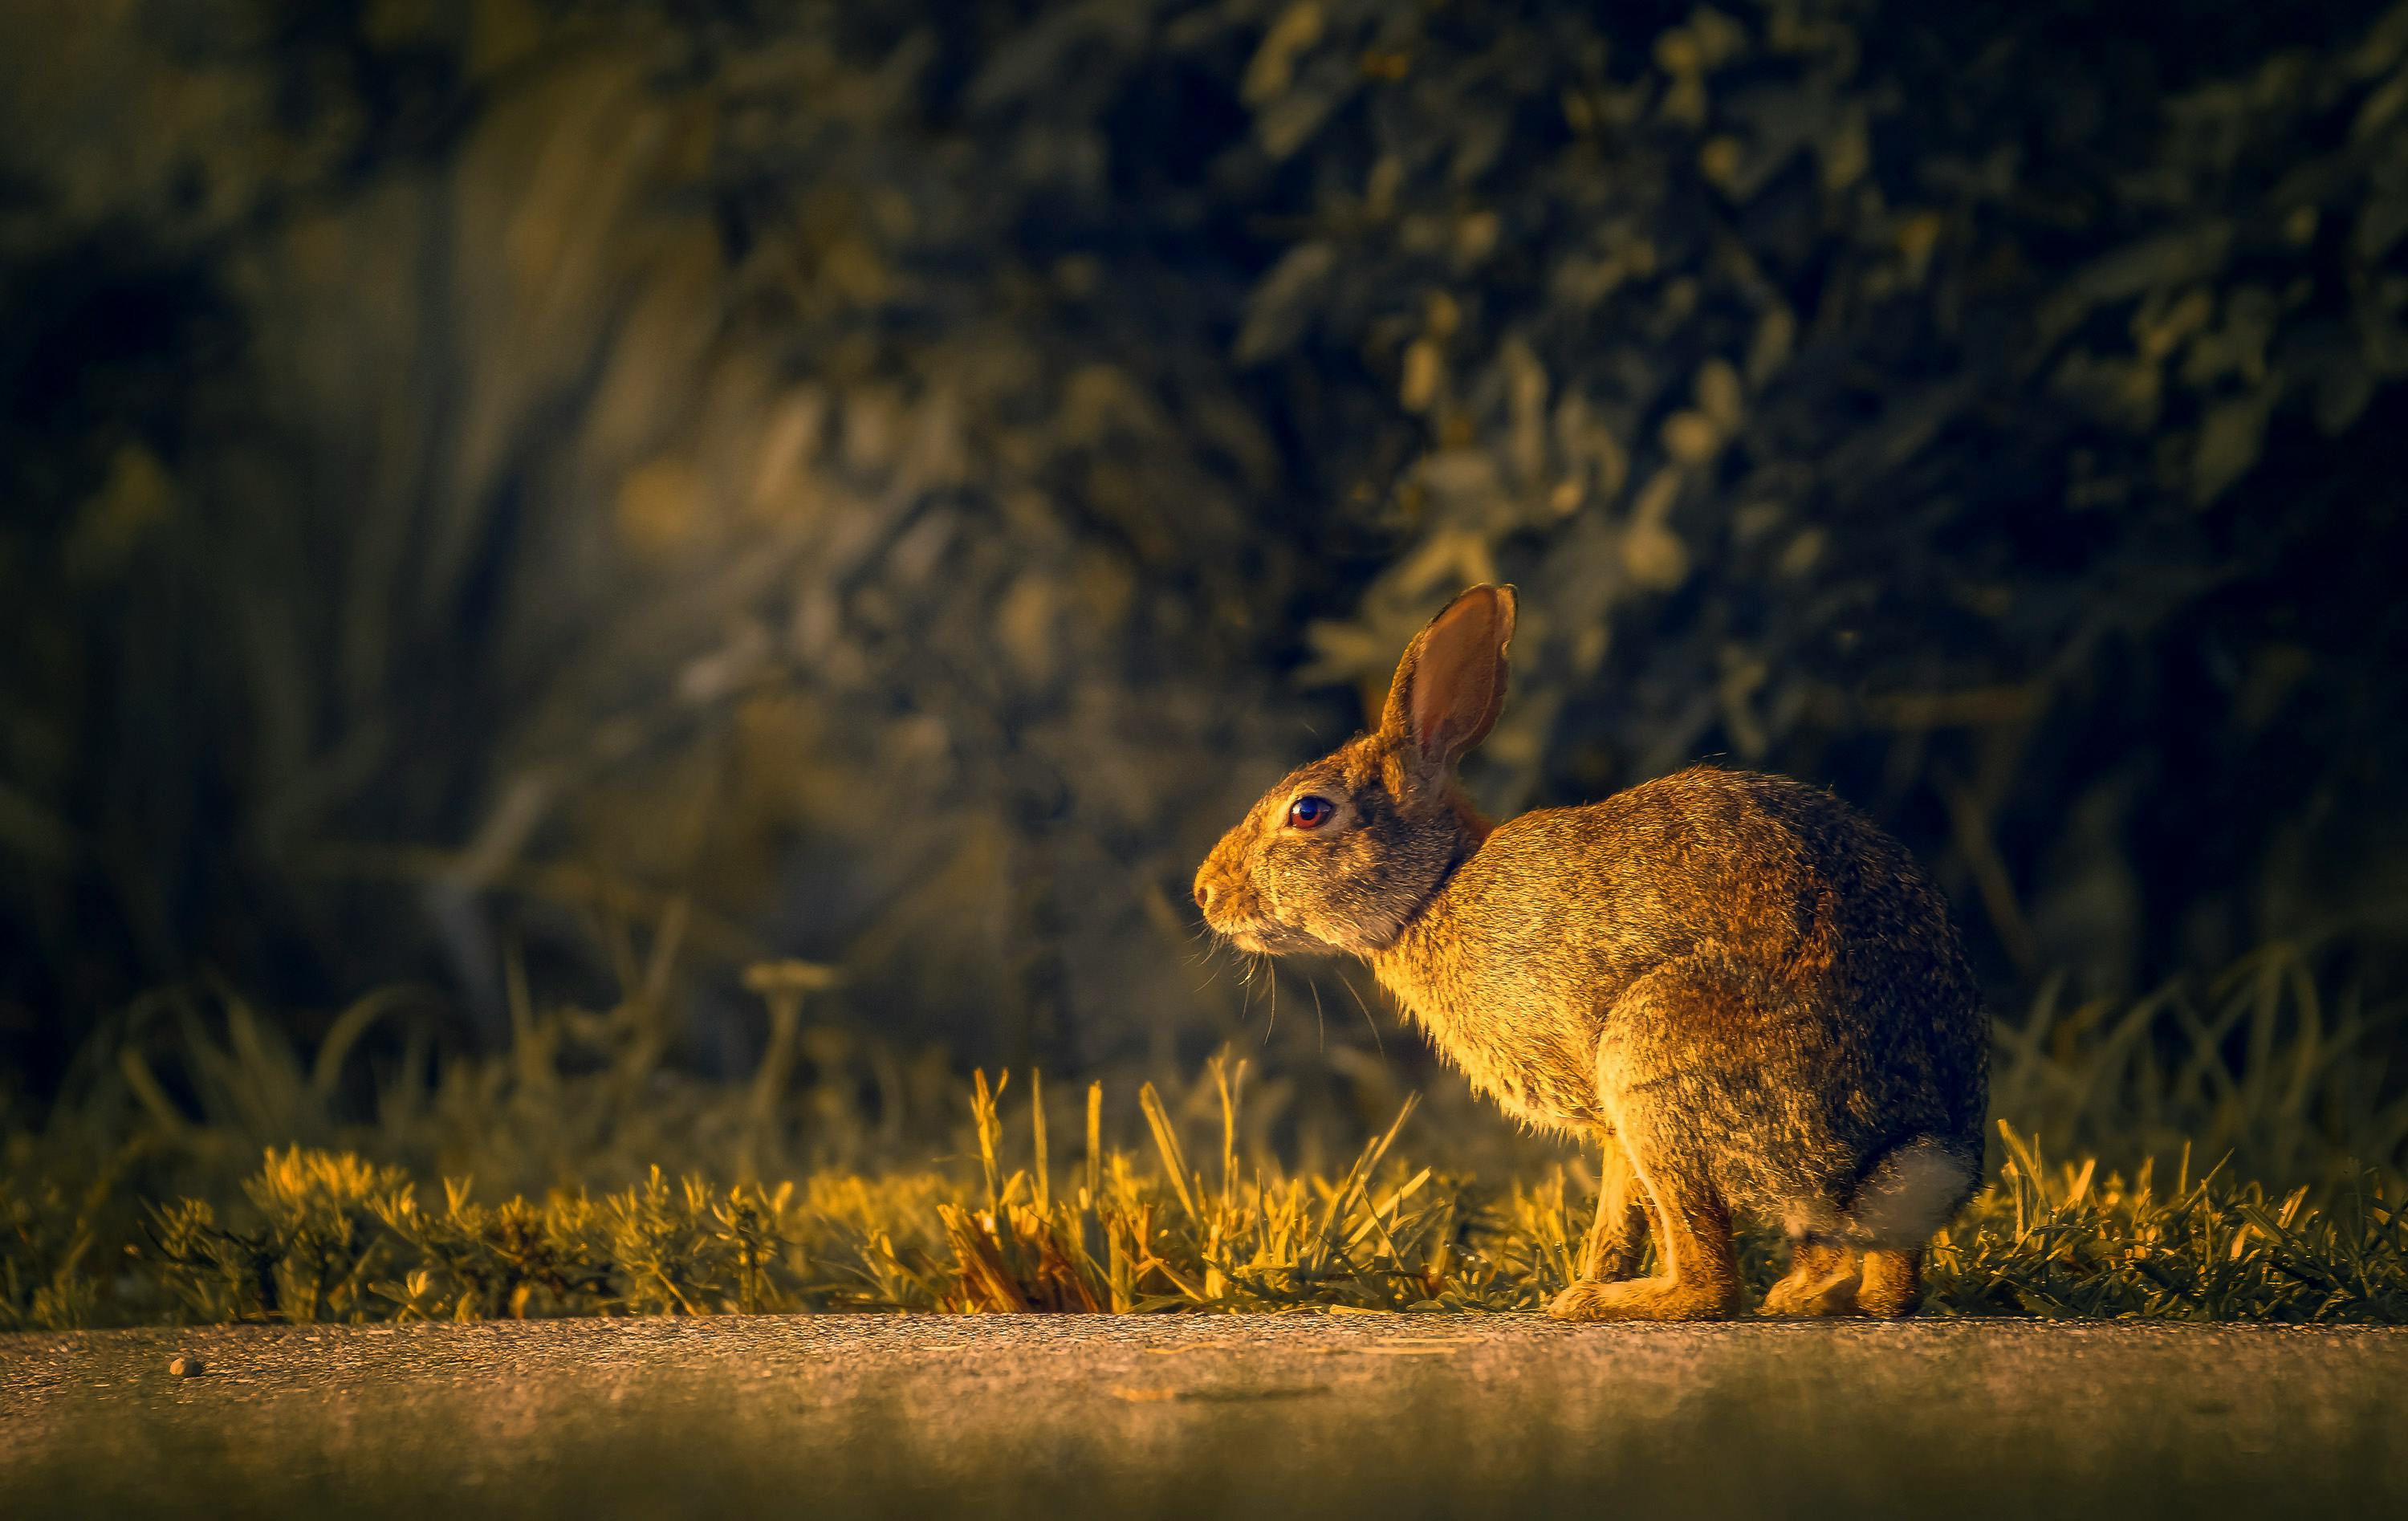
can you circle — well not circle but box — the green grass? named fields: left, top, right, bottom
left=6, top=1074, right=2406, bottom=1329
left=5, top=941, right=2406, bottom=1329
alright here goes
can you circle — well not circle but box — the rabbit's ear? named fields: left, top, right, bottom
left=1380, top=584, right=1516, bottom=778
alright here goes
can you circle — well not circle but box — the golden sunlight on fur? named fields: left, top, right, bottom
left=1195, top=585, right=1989, bottom=1321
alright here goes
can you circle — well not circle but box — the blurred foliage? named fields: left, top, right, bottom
left=4, top=0, right=2408, bottom=1094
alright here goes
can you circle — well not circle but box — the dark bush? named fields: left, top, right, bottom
left=2, top=0, right=2405, bottom=1093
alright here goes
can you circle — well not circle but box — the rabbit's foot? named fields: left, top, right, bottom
left=1757, top=1265, right=1860, bottom=1316
left=1757, top=1241, right=1861, bottom=1317
left=1854, top=1248, right=1924, bottom=1318
left=1547, top=1275, right=1739, bottom=1322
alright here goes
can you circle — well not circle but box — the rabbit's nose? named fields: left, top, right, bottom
left=1194, top=879, right=1216, bottom=914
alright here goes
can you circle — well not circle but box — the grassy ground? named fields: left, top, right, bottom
left=5, top=941, right=2405, bottom=1328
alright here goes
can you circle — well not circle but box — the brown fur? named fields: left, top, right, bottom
left=1194, top=585, right=1988, bottom=1320
left=1760, top=1240, right=1857, bottom=1316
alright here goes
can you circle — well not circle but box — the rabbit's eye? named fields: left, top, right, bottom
left=1286, top=795, right=1336, bottom=830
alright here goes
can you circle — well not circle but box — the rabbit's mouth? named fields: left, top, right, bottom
left=1214, top=918, right=1325, bottom=956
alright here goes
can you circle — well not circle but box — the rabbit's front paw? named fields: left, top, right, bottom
left=1547, top=1275, right=1738, bottom=1323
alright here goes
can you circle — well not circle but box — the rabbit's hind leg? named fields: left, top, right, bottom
left=1837, top=1137, right=1968, bottom=1318
left=1758, top=1237, right=1860, bottom=1316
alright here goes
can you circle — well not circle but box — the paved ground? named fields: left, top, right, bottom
left=3, top=1315, right=2403, bottom=1519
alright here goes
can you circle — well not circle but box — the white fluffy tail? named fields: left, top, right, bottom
left=1848, top=1138, right=1975, bottom=1246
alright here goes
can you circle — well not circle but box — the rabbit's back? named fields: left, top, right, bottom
left=1376, top=767, right=1986, bottom=1155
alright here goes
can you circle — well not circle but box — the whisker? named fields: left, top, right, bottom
left=1339, top=970, right=1385, bottom=1057
left=1184, top=923, right=1219, bottom=962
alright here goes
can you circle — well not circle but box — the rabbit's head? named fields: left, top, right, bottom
left=1194, top=584, right=1515, bottom=956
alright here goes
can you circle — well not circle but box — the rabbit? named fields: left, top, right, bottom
left=1193, top=584, right=1988, bottom=1320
